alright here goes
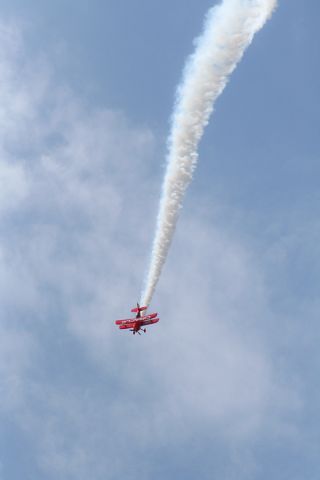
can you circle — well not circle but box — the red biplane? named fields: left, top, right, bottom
left=115, top=303, right=159, bottom=335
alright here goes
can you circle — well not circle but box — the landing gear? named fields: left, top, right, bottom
left=132, top=328, right=146, bottom=335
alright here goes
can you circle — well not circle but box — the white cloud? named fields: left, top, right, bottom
left=0, top=162, right=28, bottom=213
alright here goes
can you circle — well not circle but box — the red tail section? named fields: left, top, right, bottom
left=131, top=306, right=147, bottom=313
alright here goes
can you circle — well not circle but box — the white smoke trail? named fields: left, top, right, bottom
left=141, top=0, right=277, bottom=307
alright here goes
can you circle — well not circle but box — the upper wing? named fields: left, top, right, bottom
left=140, top=312, right=157, bottom=321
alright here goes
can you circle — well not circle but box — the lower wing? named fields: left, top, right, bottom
left=141, top=318, right=159, bottom=326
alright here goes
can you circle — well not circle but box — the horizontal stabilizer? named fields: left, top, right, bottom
left=131, top=306, right=147, bottom=313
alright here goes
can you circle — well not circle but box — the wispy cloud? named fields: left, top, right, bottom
left=0, top=16, right=304, bottom=480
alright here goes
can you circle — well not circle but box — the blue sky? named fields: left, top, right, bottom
left=0, top=1, right=319, bottom=479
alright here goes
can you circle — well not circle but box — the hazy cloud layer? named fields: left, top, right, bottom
left=0, top=13, right=316, bottom=480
